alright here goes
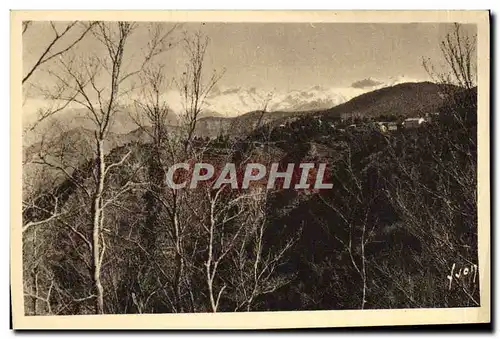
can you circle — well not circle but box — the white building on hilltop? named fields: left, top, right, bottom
left=403, top=117, right=426, bottom=128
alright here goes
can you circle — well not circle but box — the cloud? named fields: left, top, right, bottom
left=351, top=78, right=384, bottom=89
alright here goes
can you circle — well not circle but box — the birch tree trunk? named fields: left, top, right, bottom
left=92, top=138, right=106, bottom=314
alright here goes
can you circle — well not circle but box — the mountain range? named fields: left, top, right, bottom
left=23, top=75, right=423, bottom=139
left=23, top=81, right=453, bottom=175
left=194, top=75, right=424, bottom=117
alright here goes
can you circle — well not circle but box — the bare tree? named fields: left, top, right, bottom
left=133, top=65, right=172, bottom=149
left=202, top=185, right=262, bottom=312
left=381, top=129, right=478, bottom=307
left=231, top=194, right=300, bottom=311
left=374, top=24, right=479, bottom=307
left=23, top=24, right=300, bottom=315
left=23, top=21, right=96, bottom=85
left=23, top=21, right=175, bottom=314
left=121, top=30, right=225, bottom=313
left=423, top=23, right=477, bottom=90
left=317, top=143, right=378, bottom=310
left=179, top=31, right=225, bottom=150
left=22, top=21, right=96, bottom=135
left=129, top=63, right=187, bottom=312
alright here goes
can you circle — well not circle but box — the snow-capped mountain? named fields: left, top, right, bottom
left=203, top=86, right=362, bottom=116
left=192, top=75, right=426, bottom=117
left=22, top=75, right=426, bottom=140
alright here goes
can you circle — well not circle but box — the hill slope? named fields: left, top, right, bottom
left=321, top=82, right=455, bottom=119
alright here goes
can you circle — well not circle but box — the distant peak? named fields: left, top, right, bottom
left=350, top=75, right=428, bottom=90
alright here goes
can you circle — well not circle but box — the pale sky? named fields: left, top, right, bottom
left=186, top=22, right=459, bottom=90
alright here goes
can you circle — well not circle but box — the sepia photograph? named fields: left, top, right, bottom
left=11, top=10, right=490, bottom=329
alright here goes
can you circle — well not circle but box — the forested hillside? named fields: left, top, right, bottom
left=22, top=85, right=479, bottom=313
